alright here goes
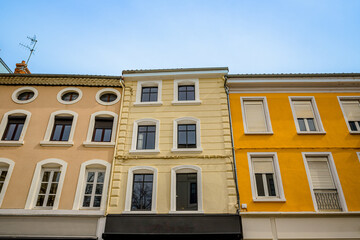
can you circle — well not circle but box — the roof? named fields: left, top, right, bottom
left=0, top=73, right=122, bottom=87
left=123, top=67, right=229, bottom=74
left=228, top=73, right=360, bottom=78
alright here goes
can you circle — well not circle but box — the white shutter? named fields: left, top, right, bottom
left=341, top=100, right=360, bottom=121
left=253, top=158, right=274, bottom=174
left=244, top=100, right=267, bottom=132
left=307, top=158, right=335, bottom=189
left=293, top=100, right=314, bottom=118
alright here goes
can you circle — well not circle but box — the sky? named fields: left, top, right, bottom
left=0, top=0, right=359, bottom=75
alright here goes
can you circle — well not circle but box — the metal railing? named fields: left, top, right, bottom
left=314, top=189, right=342, bottom=211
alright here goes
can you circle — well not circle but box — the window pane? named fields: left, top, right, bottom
left=0, top=183, right=3, bottom=192
left=93, top=196, right=102, bottom=207
left=51, top=125, right=62, bottom=141
left=298, top=118, right=306, bottom=131
left=100, top=93, right=117, bottom=102
left=307, top=118, right=316, bottom=131
left=93, top=129, right=103, bottom=142
left=190, top=182, right=197, bottom=204
left=178, top=91, right=187, bottom=101
left=0, top=171, right=8, bottom=181
left=18, top=91, right=34, bottom=100
left=95, top=184, right=103, bottom=194
left=103, top=129, right=112, bottom=142
left=87, top=172, right=95, bottom=182
left=187, top=131, right=196, bottom=146
left=3, top=124, right=16, bottom=140
left=136, top=132, right=145, bottom=150
left=49, top=183, right=58, bottom=194
left=266, top=173, right=276, bottom=196
left=349, top=121, right=358, bottom=131
left=47, top=195, right=55, bottom=206
left=255, top=173, right=265, bottom=196
left=134, top=174, right=143, bottom=181
left=187, top=91, right=195, bottom=101
left=36, top=195, right=45, bottom=206
left=42, top=172, right=50, bottom=182
left=39, top=183, right=48, bottom=194
left=13, top=124, right=24, bottom=140
left=85, top=184, right=93, bottom=194
left=144, top=174, right=153, bottom=181
left=176, top=173, right=198, bottom=211
left=52, top=171, right=60, bottom=182
left=131, top=174, right=153, bottom=211
left=146, top=132, right=155, bottom=149
left=97, top=172, right=104, bottom=183
left=61, top=125, right=71, bottom=141
left=83, top=196, right=91, bottom=207
left=149, top=92, right=158, bottom=102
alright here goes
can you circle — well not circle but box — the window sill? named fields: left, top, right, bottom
left=171, top=100, right=202, bottom=106
left=253, top=198, right=286, bottom=202
left=349, top=131, right=360, bottom=134
left=83, top=141, right=115, bottom=148
left=133, top=101, right=163, bottom=107
left=244, top=132, right=274, bottom=135
left=129, top=149, right=160, bottom=154
left=122, top=210, right=157, bottom=214
left=296, top=131, right=326, bottom=135
left=40, top=141, right=74, bottom=147
left=171, top=148, right=203, bottom=153
left=0, top=140, right=24, bottom=146
left=168, top=210, right=204, bottom=214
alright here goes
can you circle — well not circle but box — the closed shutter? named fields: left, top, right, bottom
left=253, top=158, right=274, bottom=173
left=341, top=100, right=360, bottom=121
left=293, top=100, right=314, bottom=118
left=307, top=158, right=335, bottom=189
left=244, top=100, right=267, bottom=132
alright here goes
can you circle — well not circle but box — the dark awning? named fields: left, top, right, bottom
left=103, top=214, right=242, bottom=240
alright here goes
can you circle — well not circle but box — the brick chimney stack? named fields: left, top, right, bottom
left=14, top=60, right=31, bottom=74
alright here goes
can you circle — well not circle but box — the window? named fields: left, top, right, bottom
left=134, top=80, right=162, bottom=106
left=50, top=116, right=73, bottom=141
left=57, top=87, right=82, bottom=105
left=248, top=153, right=285, bottom=202
left=124, top=166, right=157, bottom=213
left=96, top=88, right=121, bottom=106
left=130, top=119, right=160, bottom=153
left=172, top=79, right=201, bottom=105
left=0, top=169, right=8, bottom=194
left=12, top=87, right=38, bottom=104
left=303, top=153, right=347, bottom=212
left=41, top=110, right=78, bottom=146
left=0, top=110, right=31, bottom=146
left=338, top=98, right=360, bottom=133
left=172, top=117, right=202, bottom=153
left=170, top=165, right=203, bottom=213
left=0, top=158, right=15, bottom=207
left=82, top=170, right=105, bottom=208
left=290, top=97, right=325, bottom=134
left=25, top=159, right=67, bottom=209
left=92, top=117, right=113, bottom=142
left=241, top=97, right=272, bottom=134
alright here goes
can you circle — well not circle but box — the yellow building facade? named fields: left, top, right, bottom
left=103, top=68, right=242, bottom=239
left=227, top=74, right=360, bottom=240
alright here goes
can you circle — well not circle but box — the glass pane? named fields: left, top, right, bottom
left=18, top=92, right=34, bottom=100
left=0, top=183, right=3, bottom=192
left=349, top=121, right=358, bottom=131
left=138, top=126, right=148, bottom=132
left=93, top=129, right=103, bottom=142
left=144, top=174, right=153, bottom=181
left=46, top=195, right=55, bottom=206
left=36, top=195, right=45, bottom=206
left=49, top=183, right=58, bottom=194
left=82, top=196, right=91, bottom=207
left=97, top=172, right=104, bottom=183
left=131, top=174, right=153, bottom=211
left=93, top=196, right=102, bottom=207
left=176, top=173, right=197, bottom=211
left=136, top=132, right=145, bottom=150
left=100, top=93, right=117, bottom=102
left=178, top=91, right=187, bottom=101
left=103, top=129, right=112, bottom=142
left=42, top=171, right=50, bottom=182
left=0, top=171, right=7, bottom=181
left=178, top=131, right=187, bottom=145
left=4, top=124, right=16, bottom=140
left=95, top=184, right=103, bottom=194
left=85, top=184, right=93, bottom=194
left=51, top=125, right=62, bottom=141
left=52, top=171, right=60, bottom=182
left=39, top=183, right=48, bottom=194
left=149, top=92, right=158, bottom=102
left=187, top=91, right=195, bottom=100
left=61, top=125, right=71, bottom=141
left=266, top=173, right=276, bottom=196
left=141, top=93, right=150, bottom=102
left=298, top=118, right=306, bottom=131
left=147, top=126, right=156, bottom=132
left=13, top=124, right=23, bottom=140
left=187, top=131, right=196, bottom=145
left=87, top=172, right=95, bottom=182
left=178, top=86, right=187, bottom=91
left=142, top=87, right=150, bottom=93
left=190, top=182, right=197, bottom=204
left=134, top=174, right=143, bottom=181
left=150, top=87, right=158, bottom=93
left=178, top=125, right=187, bottom=131
left=145, top=132, right=155, bottom=149
left=255, top=173, right=265, bottom=196
left=307, top=118, right=316, bottom=131
left=187, top=125, right=196, bottom=131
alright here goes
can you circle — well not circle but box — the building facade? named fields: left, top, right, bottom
left=0, top=73, right=122, bottom=239
left=103, top=68, right=242, bottom=239
left=227, top=73, right=360, bottom=240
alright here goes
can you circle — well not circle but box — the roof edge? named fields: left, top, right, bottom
left=228, top=73, right=360, bottom=78
left=0, top=73, right=122, bottom=79
left=123, top=67, right=229, bottom=74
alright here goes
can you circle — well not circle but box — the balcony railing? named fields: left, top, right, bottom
left=314, top=189, right=342, bottom=211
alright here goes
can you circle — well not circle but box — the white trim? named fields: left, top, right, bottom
left=95, top=88, right=121, bottom=106
left=247, top=152, right=286, bottom=202
left=73, top=159, right=111, bottom=211
left=172, top=79, right=202, bottom=105
left=0, top=158, right=15, bottom=207
left=0, top=109, right=31, bottom=146
left=337, top=96, right=360, bottom=134
left=229, top=87, right=360, bottom=93
left=171, top=117, right=202, bottom=153
left=239, top=211, right=360, bottom=215
left=240, top=97, right=273, bottom=134
left=123, top=69, right=228, bottom=79
left=41, top=110, right=78, bottom=146
left=11, top=87, right=38, bottom=104
left=124, top=166, right=158, bottom=213
left=130, top=118, right=160, bottom=154
left=56, top=87, right=83, bottom=105
left=302, top=152, right=348, bottom=212
left=83, top=111, right=118, bottom=147
left=25, top=158, right=68, bottom=209
left=134, top=80, right=163, bottom=106
left=170, top=165, right=203, bottom=213
left=289, top=96, right=326, bottom=134
left=0, top=209, right=104, bottom=216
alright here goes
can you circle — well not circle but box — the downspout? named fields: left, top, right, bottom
left=224, top=76, right=240, bottom=213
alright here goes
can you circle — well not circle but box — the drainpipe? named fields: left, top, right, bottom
left=224, top=76, right=240, bottom=213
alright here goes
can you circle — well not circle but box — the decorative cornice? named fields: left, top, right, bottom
left=115, top=154, right=232, bottom=160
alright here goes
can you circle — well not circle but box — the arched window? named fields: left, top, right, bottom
left=0, top=158, right=15, bottom=207
left=130, top=119, right=160, bottom=154
left=172, top=117, right=202, bottom=153
left=0, top=110, right=31, bottom=146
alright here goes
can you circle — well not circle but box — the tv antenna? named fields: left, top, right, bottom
left=19, top=35, right=38, bottom=64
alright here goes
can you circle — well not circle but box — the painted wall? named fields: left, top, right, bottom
left=108, top=77, right=237, bottom=214
left=0, top=85, right=121, bottom=209
left=229, top=92, right=360, bottom=212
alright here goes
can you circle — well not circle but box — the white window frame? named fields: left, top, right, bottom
left=134, top=80, right=163, bottom=106
left=0, top=158, right=15, bottom=207
left=357, top=152, right=360, bottom=163
left=337, top=96, right=360, bottom=134
left=170, top=165, right=203, bottom=213
left=12, top=86, right=38, bottom=104
left=95, top=88, right=121, bottom=106
left=25, top=158, right=67, bottom=210
left=83, top=111, right=118, bottom=147
left=40, top=110, right=78, bottom=147
left=172, top=117, right=202, bottom=153
left=172, top=79, right=201, bottom=105
left=124, top=166, right=158, bottom=213
left=248, top=152, right=286, bottom=202
left=302, top=152, right=348, bottom=212
left=289, top=96, right=326, bottom=134
left=57, top=87, right=83, bottom=105
left=241, top=97, right=273, bottom=134
left=0, top=109, right=31, bottom=146
left=73, top=159, right=111, bottom=211
left=130, top=118, right=160, bottom=154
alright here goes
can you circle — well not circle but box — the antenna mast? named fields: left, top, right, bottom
left=19, top=35, right=38, bottom=65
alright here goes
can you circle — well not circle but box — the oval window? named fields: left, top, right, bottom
left=100, top=93, right=117, bottom=103
left=61, top=92, right=79, bottom=101
left=18, top=91, right=35, bottom=101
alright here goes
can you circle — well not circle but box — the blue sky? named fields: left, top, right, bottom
left=0, top=0, right=359, bottom=75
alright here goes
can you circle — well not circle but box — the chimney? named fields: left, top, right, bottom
left=14, top=60, right=31, bottom=74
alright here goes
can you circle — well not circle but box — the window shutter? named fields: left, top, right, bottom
left=293, top=101, right=314, bottom=118
left=307, top=158, right=335, bottom=189
left=341, top=100, right=360, bottom=121
left=253, top=158, right=274, bottom=173
left=244, top=100, right=267, bottom=132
